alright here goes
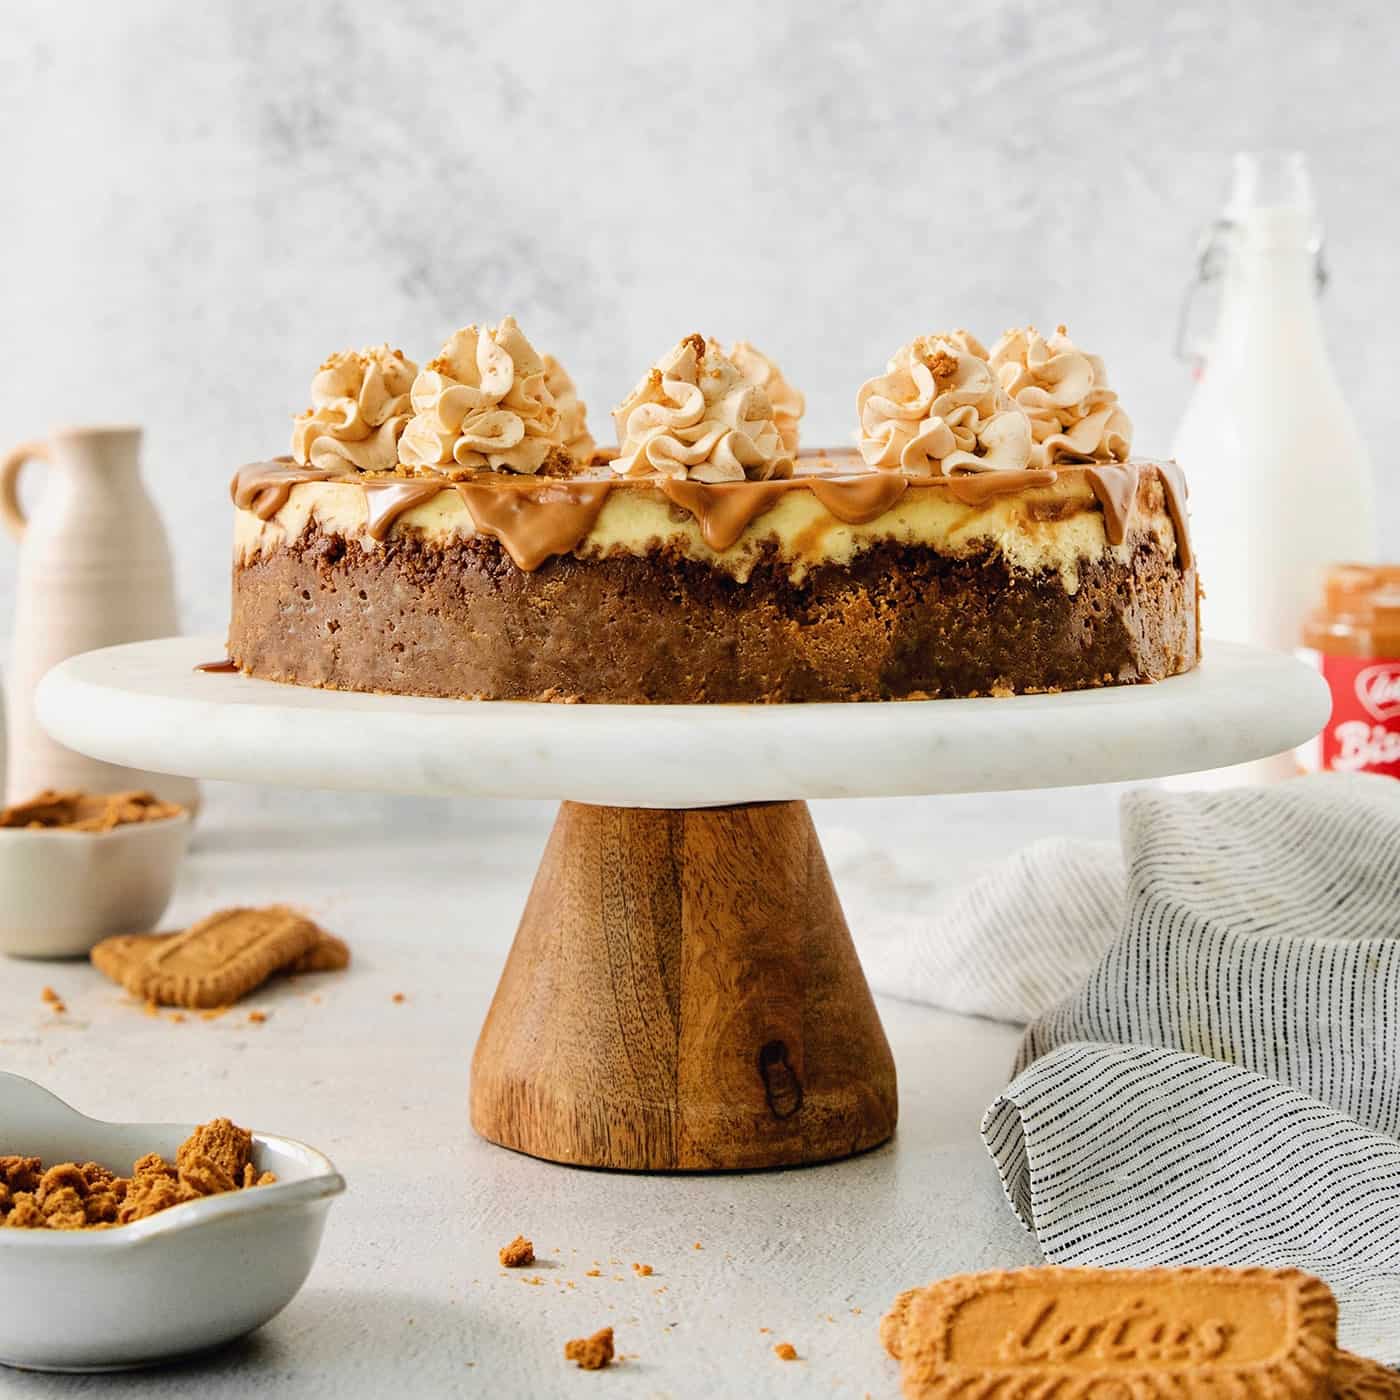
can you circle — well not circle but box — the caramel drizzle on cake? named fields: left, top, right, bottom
left=943, top=469, right=1059, bottom=508
left=230, top=458, right=330, bottom=519
left=1156, top=460, right=1193, bottom=568
left=660, top=479, right=797, bottom=551
left=361, top=480, right=445, bottom=541
left=454, top=480, right=612, bottom=571
left=228, top=455, right=1193, bottom=574
left=1083, top=460, right=1192, bottom=567
left=807, top=472, right=909, bottom=523
left=1082, top=461, right=1142, bottom=545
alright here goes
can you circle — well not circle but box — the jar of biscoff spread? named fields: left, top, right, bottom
left=1302, top=564, right=1400, bottom=777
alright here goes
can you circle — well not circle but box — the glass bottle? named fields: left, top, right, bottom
left=1171, top=151, right=1376, bottom=653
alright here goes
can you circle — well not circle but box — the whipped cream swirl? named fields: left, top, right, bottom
left=857, top=331, right=1032, bottom=475
left=611, top=335, right=794, bottom=482
left=398, top=317, right=574, bottom=476
left=727, top=341, right=804, bottom=455
left=990, top=325, right=1132, bottom=468
left=542, top=353, right=596, bottom=463
left=291, top=345, right=417, bottom=472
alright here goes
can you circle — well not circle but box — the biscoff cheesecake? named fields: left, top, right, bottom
left=227, top=320, right=1197, bottom=704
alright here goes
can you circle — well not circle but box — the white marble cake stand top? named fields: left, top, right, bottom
left=37, top=636, right=1328, bottom=808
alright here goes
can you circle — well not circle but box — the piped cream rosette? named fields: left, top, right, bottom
left=398, top=317, right=579, bottom=476
left=611, top=335, right=794, bottom=483
left=291, top=345, right=417, bottom=472
left=990, top=325, right=1132, bottom=468
left=726, top=341, right=804, bottom=455
left=542, top=353, right=596, bottom=463
left=857, top=332, right=1032, bottom=476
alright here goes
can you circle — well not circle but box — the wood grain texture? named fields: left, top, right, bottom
left=470, top=800, right=898, bottom=1170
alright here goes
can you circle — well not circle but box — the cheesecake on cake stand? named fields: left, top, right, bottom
left=227, top=327, right=1197, bottom=705
left=36, top=321, right=1328, bottom=1171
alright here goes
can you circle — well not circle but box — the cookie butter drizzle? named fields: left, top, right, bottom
left=660, top=479, right=799, bottom=551
left=1081, top=460, right=1192, bottom=567
left=1156, top=460, right=1193, bottom=568
left=943, top=469, right=1058, bottom=507
left=230, top=458, right=330, bottom=518
left=455, top=481, right=612, bottom=571
left=1082, top=462, right=1142, bottom=546
left=361, top=480, right=444, bottom=541
left=228, top=455, right=1192, bottom=574
left=807, top=473, right=909, bottom=522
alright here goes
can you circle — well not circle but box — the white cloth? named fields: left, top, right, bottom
left=853, top=775, right=1400, bottom=1363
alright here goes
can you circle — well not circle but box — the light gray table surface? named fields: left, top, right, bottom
left=0, top=788, right=1127, bottom=1398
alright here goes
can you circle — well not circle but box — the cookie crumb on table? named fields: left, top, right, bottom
left=773, top=1342, right=799, bottom=1361
left=632, top=1262, right=652, bottom=1276
left=564, top=1327, right=615, bottom=1370
left=499, top=1235, right=535, bottom=1268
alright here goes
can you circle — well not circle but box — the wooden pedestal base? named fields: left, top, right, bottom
left=470, top=800, right=898, bottom=1171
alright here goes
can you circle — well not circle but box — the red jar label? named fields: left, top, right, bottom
left=1318, top=654, right=1400, bottom=777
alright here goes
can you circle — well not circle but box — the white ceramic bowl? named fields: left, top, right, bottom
left=0, top=810, right=191, bottom=958
left=0, top=1073, right=345, bottom=1372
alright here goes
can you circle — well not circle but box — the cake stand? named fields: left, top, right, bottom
left=38, top=637, right=1328, bottom=1173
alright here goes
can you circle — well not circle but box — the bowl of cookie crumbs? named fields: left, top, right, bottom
left=0, top=789, right=191, bottom=959
left=0, top=1072, right=345, bottom=1372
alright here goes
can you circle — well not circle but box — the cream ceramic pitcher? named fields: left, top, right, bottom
left=1, top=425, right=199, bottom=808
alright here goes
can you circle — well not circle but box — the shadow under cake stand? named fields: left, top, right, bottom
left=38, top=637, right=1328, bottom=1173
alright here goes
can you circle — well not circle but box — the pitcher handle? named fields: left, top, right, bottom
left=0, top=439, right=49, bottom=539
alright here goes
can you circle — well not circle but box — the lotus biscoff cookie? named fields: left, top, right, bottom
left=91, top=910, right=349, bottom=1007
left=115, top=907, right=322, bottom=1009
left=287, top=932, right=351, bottom=975
left=885, top=1267, right=1338, bottom=1400
left=881, top=1286, right=918, bottom=1360
left=1332, top=1350, right=1400, bottom=1400
left=90, top=932, right=169, bottom=988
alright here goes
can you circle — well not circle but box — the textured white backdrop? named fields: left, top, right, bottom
left=0, top=1, right=1395, bottom=822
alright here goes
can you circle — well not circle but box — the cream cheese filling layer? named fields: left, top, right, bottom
left=233, top=476, right=1178, bottom=593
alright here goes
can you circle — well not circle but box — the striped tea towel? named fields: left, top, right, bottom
left=857, top=774, right=1400, bottom=1362
left=991, top=776, right=1400, bottom=1361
